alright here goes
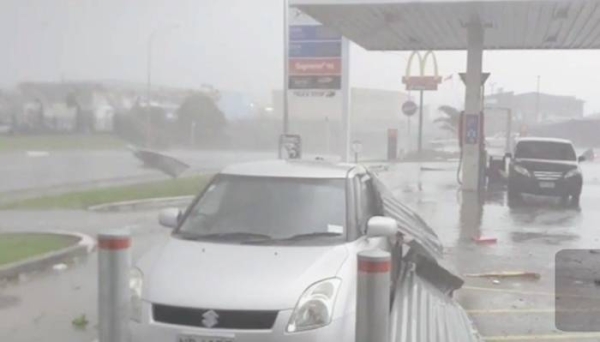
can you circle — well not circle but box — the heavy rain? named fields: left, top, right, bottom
left=2, top=1, right=600, bottom=342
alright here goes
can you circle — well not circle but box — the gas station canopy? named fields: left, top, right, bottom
left=291, top=0, right=600, bottom=51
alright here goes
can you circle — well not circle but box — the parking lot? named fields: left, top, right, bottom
left=3, top=159, right=600, bottom=341
left=381, top=161, right=600, bottom=341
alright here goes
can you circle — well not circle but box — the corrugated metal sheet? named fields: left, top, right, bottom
left=390, top=261, right=483, bottom=342
left=294, top=0, right=600, bottom=50
left=371, top=173, right=444, bottom=260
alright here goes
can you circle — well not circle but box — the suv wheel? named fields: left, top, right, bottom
left=571, top=192, right=581, bottom=207
left=507, top=185, right=521, bottom=207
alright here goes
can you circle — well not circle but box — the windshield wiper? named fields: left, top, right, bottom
left=283, top=232, right=343, bottom=240
left=175, top=232, right=272, bottom=241
left=243, top=232, right=342, bottom=245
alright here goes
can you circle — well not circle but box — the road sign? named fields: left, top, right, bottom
left=289, top=58, right=342, bottom=75
left=402, top=101, right=418, bottom=117
left=288, top=24, right=344, bottom=91
left=289, top=41, right=342, bottom=58
left=279, top=134, right=302, bottom=159
left=292, top=90, right=337, bottom=98
left=290, top=25, right=341, bottom=41
left=289, top=75, right=341, bottom=90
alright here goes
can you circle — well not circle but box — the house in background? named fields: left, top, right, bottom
left=17, top=82, right=117, bottom=133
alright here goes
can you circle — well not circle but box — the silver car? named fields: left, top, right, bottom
left=130, top=160, right=399, bottom=342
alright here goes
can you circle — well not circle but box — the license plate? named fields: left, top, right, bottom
left=539, top=181, right=555, bottom=189
left=178, top=335, right=234, bottom=342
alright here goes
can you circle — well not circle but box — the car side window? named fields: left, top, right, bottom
left=357, top=174, right=378, bottom=233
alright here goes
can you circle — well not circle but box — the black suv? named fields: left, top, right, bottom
left=507, top=138, right=585, bottom=205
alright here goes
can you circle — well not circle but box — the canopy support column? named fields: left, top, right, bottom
left=462, top=21, right=485, bottom=192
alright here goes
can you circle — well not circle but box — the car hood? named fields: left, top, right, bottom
left=515, top=158, right=578, bottom=172
left=141, top=238, right=349, bottom=311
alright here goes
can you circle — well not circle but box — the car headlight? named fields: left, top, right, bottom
left=565, top=168, right=581, bottom=179
left=130, top=268, right=143, bottom=322
left=513, top=165, right=531, bottom=177
left=287, top=278, right=341, bottom=333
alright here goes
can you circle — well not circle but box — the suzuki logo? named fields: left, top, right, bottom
left=202, top=310, right=219, bottom=328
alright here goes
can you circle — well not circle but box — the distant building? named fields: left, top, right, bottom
left=271, top=88, right=419, bottom=158
left=18, top=82, right=115, bottom=132
left=486, top=91, right=585, bottom=124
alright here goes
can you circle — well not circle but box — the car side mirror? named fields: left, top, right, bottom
left=578, top=156, right=586, bottom=163
left=366, top=216, right=397, bottom=238
left=159, top=208, right=182, bottom=229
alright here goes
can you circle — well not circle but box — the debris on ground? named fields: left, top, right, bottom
left=492, top=279, right=501, bottom=285
left=52, top=263, right=68, bottom=271
left=472, top=236, right=498, bottom=245
left=465, top=271, right=541, bottom=280
left=71, top=314, right=89, bottom=330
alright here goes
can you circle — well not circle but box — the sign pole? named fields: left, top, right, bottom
left=341, top=37, right=351, bottom=162
left=282, top=0, right=290, bottom=137
left=407, top=116, right=411, bottom=153
left=418, top=90, right=424, bottom=156
left=401, top=100, right=418, bottom=154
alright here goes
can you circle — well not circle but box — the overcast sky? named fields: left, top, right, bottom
left=3, top=0, right=600, bottom=114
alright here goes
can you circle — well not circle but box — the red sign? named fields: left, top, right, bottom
left=402, top=76, right=442, bottom=91
left=289, top=58, right=342, bottom=75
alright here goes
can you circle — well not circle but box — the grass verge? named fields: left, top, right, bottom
left=0, top=134, right=126, bottom=152
left=0, top=233, right=77, bottom=266
left=0, top=175, right=211, bottom=210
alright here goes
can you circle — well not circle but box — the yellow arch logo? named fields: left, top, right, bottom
left=403, top=50, right=442, bottom=91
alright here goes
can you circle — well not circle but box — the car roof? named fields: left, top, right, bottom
left=516, top=137, right=573, bottom=145
left=220, top=160, right=363, bottom=179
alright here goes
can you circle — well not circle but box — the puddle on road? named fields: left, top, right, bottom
left=511, top=231, right=579, bottom=245
left=508, top=206, right=581, bottom=227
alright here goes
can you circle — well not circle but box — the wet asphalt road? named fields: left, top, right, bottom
left=0, top=149, right=274, bottom=194
left=4, top=160, right=600, bottom=341
left=0, top=210, right=170, bottom=342
left=379, top=161, right=600, bottom=341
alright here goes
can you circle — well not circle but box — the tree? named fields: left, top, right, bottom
left=175, top=92, right=227, bottom=145
left=434, top=105, right=462, bottom=134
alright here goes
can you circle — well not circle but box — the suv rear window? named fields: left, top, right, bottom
left=515, top=141, right=576, bottom=161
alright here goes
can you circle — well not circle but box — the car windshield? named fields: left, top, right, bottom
left=515, top=141, right=577, bottom=161
left=175, top=175, right=347, bottom=244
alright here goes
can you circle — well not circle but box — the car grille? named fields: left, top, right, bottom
left=533, top=171, right=563, bottom=181
left=153, top=304, right=278, bottom=330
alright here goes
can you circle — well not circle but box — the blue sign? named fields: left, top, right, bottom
left=465, top=114, right=480, bottom=145
left=289, top=41, right=342, bottom=58
left=290, top=25, right=342, bottom=41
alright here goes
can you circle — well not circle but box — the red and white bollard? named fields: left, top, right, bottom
left=98, top=230, right=131, bottom=342
left=356, top=249, right=391, bottom=342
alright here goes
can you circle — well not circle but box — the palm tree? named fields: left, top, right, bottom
left=434, top=105, right=462, bottom=134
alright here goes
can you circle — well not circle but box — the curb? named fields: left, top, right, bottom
left=0, top=231, right=95, bottom=281
left=88, top=195, right=194, bottom=212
